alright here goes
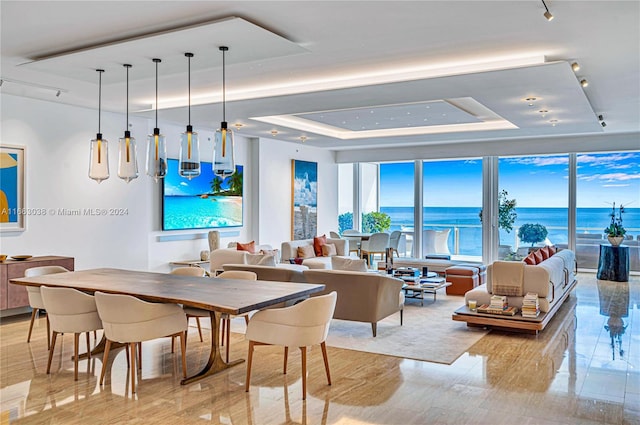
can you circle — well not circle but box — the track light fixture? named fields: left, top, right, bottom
left=580, top=79, right=589, bottom=87
left=542, top=0, right=554, bottom=21
left=571, top=62, right=580, bottom=72
left=598, top=115, right=607, bottom=127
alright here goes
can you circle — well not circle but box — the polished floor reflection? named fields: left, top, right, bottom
left=1, top=272, right=638, bottom=424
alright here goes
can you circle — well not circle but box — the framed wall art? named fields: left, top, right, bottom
left=291, top=159, right=317, bottom=240
left=0, top=145, right=26, bottom=232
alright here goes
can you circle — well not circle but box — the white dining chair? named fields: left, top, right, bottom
left=94, top=291, right=188, bottom=394
left=329, top=231, right=341, bottom=239
left=40, top=286, right=102, bottom=381
left=24, top=266, right=70, bottom=349
left=342, top=229, right=362, bottom=256
left=170, top=266, right=208, bottom=342
left=360, top=232, right=390, bottom=267
left=388, top=230, right=402, bottom=257
left=245, top=291, right=337, bottom=400
left=423, top=229, right=451, bottom=255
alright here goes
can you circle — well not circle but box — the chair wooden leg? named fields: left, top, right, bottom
left=74, top=333, right=80, bottom=381
left=320, top=341, right=331, bottom=385
left=86, top=332, right=91, bottom=359
left=26, top=309, right=37, bottom=343
left=180, top=331, right=188, bottom=378
left=371, top=322, right=377, bottom=337
left=46, top=316, right=50, bottom=350
left=300, top=346, right=307, bottom=400
left=400, top=309, right=404, bottom=326
left=130, top=342, right=137, bottom=394
left=138, top=342, right=142, bottom=370
left=171, top=336, right=175, bottom=353
left=244, top=315, right=249, bottom=326
left=283, top=346, right=288, bottom=374
left=46, top=331, right=58, bottom=374
left=125, top=344, right=130, bottom=368
left=100, top=339, right=112, bottom=385
left=195, top=316, right=203, bottom=342
left=245, top=340, right=255, bottom=392
left=225, top=317, right=231, bottom=363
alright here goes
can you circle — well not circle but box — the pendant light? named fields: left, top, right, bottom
left=118, top=64, right=139, bottom=183
left=213, top=46, right=235, bottom=178
left=146, top=58, right=167, bottom=182
left=89, top=69, right=109, bottom=183
left=179, top=52, right=201, bottom=179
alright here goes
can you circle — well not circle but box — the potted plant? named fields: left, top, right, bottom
left=518, top=223, right=548, bottom=247
left=604, top=202, right=626, bottom=246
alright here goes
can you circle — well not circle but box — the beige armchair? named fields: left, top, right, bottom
left=24, top=265, right=70, bottom=349
left=170, top=267, right=208, bottom=342
left=302, top=269, right=404, bottom=337
left=245, top=291, right=337, bottom=400
left=40, top=286, right=102, bottom=381
left=95, top=291, right=188, bottom=394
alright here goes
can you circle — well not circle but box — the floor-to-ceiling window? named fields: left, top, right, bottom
left=380, top=162, right=414, bottom=256
left=423, top=158, right=483, bottom=260
left=498, top=155, right=569, bottom=259
left=576, top=151, right=640, bottom=271
left=338, top=163, right=354, bottom=232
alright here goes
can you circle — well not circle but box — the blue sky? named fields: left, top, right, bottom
left=380, top=152, right=640, bottom=209
left=164, top=159, right=241, bottom=196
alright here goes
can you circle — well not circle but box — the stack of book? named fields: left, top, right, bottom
left=522, top=292, right=540, bottom=318
left=490, top=295, right=507, bottom=310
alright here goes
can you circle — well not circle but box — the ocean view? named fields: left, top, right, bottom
left=380, top=206, right=640, bottom=256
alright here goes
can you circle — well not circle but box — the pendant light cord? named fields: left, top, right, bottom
left=98, top=70, right=103, bottom=134
left=155, top=60, right=158, bottom=127
left=188, top=54, right=191, bottom=125
left=126, top=65, right=129, bottom=128
left=222, top=48, right=226, bottom=122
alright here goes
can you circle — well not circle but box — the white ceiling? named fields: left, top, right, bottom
left=1, top=1, right=638, bottom=151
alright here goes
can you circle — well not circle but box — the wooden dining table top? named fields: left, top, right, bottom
left=10, top=268, right=325, bottom=315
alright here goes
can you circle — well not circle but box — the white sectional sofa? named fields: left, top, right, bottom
left=280, top=238, right=348, bottom=269
left=464, top=249, right=576, bottom=314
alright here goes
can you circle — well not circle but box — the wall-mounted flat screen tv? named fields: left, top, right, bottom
left=162, top=159, right=243, bottom=231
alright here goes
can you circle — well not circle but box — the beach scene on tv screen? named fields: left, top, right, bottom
left=163, top=159, right=243, bottom=230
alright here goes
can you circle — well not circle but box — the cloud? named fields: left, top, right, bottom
left=504, top=156, right=568, bottom=166
left=578, top=172, right=640, bottom=182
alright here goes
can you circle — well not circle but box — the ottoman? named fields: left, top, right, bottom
left=445, top=265, right=479, bottom=295
left=457, top=263, right=487, bottom=286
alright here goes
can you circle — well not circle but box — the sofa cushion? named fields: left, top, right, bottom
left=297, top=245, right=316, bottom=259
left=246, top=253, right=277, bottom=267
left=331, top=256, right=368, bottom=272
left=322, top=243, right=337, bottom=257
left=313, top=234, right=327, bottom=256
left=237, top=241, right=256, bottom=253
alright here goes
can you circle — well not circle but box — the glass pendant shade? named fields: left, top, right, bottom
left=179, top=125, right=201, bottom=179
left=146, top=128, right=167, bottom=182
left=213, top=122, right=235, bottom=178
left=89, top=133, right=109, bottom=183
left=118, top=131, right=138, bottom=183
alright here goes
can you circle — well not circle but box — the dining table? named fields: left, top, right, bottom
left=10, top=268, right=325, bottom=385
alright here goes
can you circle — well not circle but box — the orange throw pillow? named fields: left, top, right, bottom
left=523, top=253, right=536, bottom=265
left=313, top=234, right=327, bottom=256
left=540, top=246, right=550, bottom=260
left=236, top=241, right=256, bottom=254
left=533, top=249, right=544, bottom=264
left=548, top=245, right=557, bottom=256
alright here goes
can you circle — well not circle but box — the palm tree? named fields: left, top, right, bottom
left=229, top=171, right=243, bottom=196
left=210, top=177, right=223, bottom=195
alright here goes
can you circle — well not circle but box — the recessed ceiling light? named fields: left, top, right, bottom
left=538, top=109, right=549, bottom=114
left=571, top=62, right=580, bottom=72
left=271, top=130, right=278, bottom=136
left=299, top=136, right=307, bottom=143
left=580, top=79, right=589, bottom=87
left=525, top=97, right=537, bottom=101
left=233, top=123, right=244, bottom=130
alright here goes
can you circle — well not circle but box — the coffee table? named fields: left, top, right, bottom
left=402, top=277, right=451, bottom=306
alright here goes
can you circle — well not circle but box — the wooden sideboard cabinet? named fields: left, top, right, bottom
left=0, top=256, right=75, bottom=311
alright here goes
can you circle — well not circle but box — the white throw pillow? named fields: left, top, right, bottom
left=297, top=245, right=316, bottom=259
left=322, top=243, right=337, bottom=257
left=331, top=256, right=368, bottom=272
left=246, top=253, right=276, bottom=267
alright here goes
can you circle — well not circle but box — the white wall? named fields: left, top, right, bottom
left=0, top=94, right=255, bottom=272
left=254, top=137, right=337, bottom=250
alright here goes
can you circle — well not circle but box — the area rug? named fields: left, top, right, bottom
left=222, top=292, right=489, bottom=365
